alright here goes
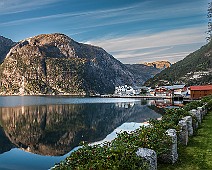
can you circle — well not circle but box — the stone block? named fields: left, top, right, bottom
left=136, top=148, right=157, bottom=170
left=197, top=107, right=204, bottom=120
left=159, top=129, right=178, bottom=164
left=203, top=104, right=208, bottom=114
left=178, top=120, right=188, bottom=145
left=189, top=109, right=201, bottom=126
left=182, top=116, right=193, bottom=136
left=202, top=105, right=207, bottom=115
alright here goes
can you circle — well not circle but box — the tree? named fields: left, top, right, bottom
left=206, top=1, right=212, bottom=42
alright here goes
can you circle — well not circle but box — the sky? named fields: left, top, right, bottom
left=0, top=0, right=209, bottom=64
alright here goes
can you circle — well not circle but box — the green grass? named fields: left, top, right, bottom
left=158, top=110, right=212, bottom=170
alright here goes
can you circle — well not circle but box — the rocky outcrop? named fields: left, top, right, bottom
left=143, top=61, right=171, bottom=69
left=0, top=33, right=135, bottom=95
left=0, top=36, right=16, bottom=63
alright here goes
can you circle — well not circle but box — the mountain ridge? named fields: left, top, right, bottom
left=0, top=33, right=160, bottom=95
left=0, top=33, right=135, bottom=95
left=0, top=33, right=164, bottom=95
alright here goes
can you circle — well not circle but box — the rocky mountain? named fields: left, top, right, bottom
left=0, top=36, right=16, bottom=64
left=143, top=61, right=171, bottom=69
left=0, top=33, right=137, bottom=95
left=145, top=42, right=212, bottom=86
left=125, top=64, right=161, bottom=85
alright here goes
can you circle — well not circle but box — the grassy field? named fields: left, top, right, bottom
left=158, top=110, right=212, bottom=170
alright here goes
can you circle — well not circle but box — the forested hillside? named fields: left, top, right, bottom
left=145, top=41, right=212, bottom=86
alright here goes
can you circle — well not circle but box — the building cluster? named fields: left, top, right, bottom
left=114, top=85, right=141, bottom=96
left=114, top=84, right=212, bottom=99
left=184, top=70, right=211, bottom=80
left=149, top=85, right=189, bottom=97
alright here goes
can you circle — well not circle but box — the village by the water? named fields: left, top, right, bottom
left=102, top=84, right=212, bottom=101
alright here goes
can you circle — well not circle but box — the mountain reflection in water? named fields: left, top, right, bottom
left=0, top=101, right=161, bottom=156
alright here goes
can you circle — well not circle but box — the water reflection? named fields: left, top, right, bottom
left=0, top=102, right=160, bottom=156
left=0, top=126, right=14, bottom=154
left=147, top=99, right=183, bottom=108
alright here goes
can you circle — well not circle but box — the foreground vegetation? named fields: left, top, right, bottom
left=52, top=95, right=212, bottom=170
left=159, top=106, right=212, bottom=169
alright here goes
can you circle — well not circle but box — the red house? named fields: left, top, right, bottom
left=190, top=85, right=212, bottom=99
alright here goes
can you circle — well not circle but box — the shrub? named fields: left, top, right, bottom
left=183, top=101, right=202, bottom=111
left=206, top=99, right=212, bottom=111
left=201, top=95, right=212, bottom=103
left=53, top=125, right=171, bottom=170
left=53, top=142, right=148, bottom=170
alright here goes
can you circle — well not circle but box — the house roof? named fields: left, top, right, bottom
left=190, top=85, right=212, bottom=91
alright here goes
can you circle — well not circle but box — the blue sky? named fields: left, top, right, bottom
left=0, top=0, right=209, bottom=63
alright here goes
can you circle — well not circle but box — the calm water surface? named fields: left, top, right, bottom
left=0, top=96, right=162, bottom=170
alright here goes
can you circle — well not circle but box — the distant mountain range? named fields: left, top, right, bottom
left=145, top=41, right=212, bottom=86
left=125, top=64, right=160, bottom=85
left=0, top=33, right=160, bottom=95
left=1, top=33, right=210, bottom=94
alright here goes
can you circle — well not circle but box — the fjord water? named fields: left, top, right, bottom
left=0, top=96, right=161, bottom=170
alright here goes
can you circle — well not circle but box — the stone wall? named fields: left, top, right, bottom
left=135, top=104, right=208, bottom=170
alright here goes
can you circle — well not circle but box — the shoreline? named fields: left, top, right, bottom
left=0, top=94, right=193, bottom=103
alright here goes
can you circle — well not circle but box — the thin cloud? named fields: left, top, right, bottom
left=88, top=26, right=206, bottom=52
left=0, top=2, right=148, bottom=27
left=77, top=0, right=206, bottom=29
left=119, top=51, right=195, bottom=64
left=0, top=0, right=205, bottom=29
left=87, top=26, right=206, bottom=63
left=0, top=0, right=63, bottom=14
left=110, top=46, right=174, bottom=59
left=119, top=51, right=193, bottom=63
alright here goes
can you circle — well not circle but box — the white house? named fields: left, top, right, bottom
left=114, top=85, right=139, bottom=96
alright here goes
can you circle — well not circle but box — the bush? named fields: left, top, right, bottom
left=183, top=101, right=202, bottom=111
left=53, top=142, right=148, bottom=170
left=53, top=124, right=171, bottom=170
left=206, top=100, right=212, bottom=111
left=201, top=95, right=212, bottom=103
left=113, top=126, right=171, bottom=156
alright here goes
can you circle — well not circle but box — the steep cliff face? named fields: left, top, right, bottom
left=0, top=36, right=16, bottom=63
left=143, top=61, right=171, bottom=69
left=0, top=33, right=135, bottom=95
